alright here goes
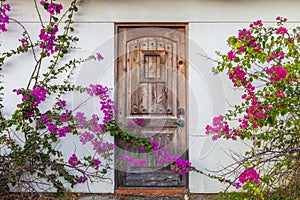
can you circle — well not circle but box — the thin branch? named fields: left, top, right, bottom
left=9, top=18, right=38, bottom=62
left=33, top=0, right=44, bottom=27
left=197, top=52, right=220, bottom=63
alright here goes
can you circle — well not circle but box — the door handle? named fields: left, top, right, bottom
left=175, top=119, right=184, bottom=127
left=176, top=108, right=184, bottom=127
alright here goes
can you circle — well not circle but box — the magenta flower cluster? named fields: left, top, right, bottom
left=154, top=144, right=191, bottom=175
left=19, top=37, right=29, bottom=49
left=13, top=84, right=48, bottom=118
left=64, top=84, right=116, bottom=184
left=87, top=84, right=115, bottom=123
left=68, top=154, right=79, bottom=167
left=40, top=110, right=73, bottom=138
left=40, top=0, right=63, bottom=15
left=205, top=115, right=241, bottom=140
left=237, top=27, right=262, bottom=52
left=266, top=65, right=287, bottom=82
left=79, top=131, right=95, bottom=145
left=227, top=23, right=263, bottom=60
left=276, top=90, right=285, bottom=98
left=92, top=140, right=116, bottom=154
left=266, top=51, right=284, bottom=63
left=206, top=115, right=226, bottom=140
left=96, top=52, right=104, bottom=61
left=173, top=158, right=191, bottom=175
left=276, top=16, right=287, bottom=22
left=0, top=3, right=10, bottom=32
left=13, top=87, right=73, bottom=137
left=229, top=66, right=246, bottom=87
left=13, top=84, right=47, bottom=108
left=134, top=118, right=145, bottom=127
left=31, top=85, right=48, bottom=107
left=227, top=50, right=238, bottom=61
left=120, top=139, right=192, bottom=175
left=238, top=28, right=253, bottom=41
left=56, top=99, right=66, bottom=107
left=39, top=23, right=59, bottom=56
left=276, top=27, right=288, bottom=35
left=229, top=66, right=268, bottom=129
left=246, top=105, right=266, bottom=124
left=249, top=20, right=263, bottom=28
left=76, top=112, right=106, bottom=135
left=120, top=156, right=147, bottom=167
left=75, top=176, right=88, bottom=184
left=236, top=167, right=260, bottom=188
left=91, top=158, right=101, bottom=169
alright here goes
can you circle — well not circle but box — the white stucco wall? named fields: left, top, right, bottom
left=2, top=0, right=300, bottom=194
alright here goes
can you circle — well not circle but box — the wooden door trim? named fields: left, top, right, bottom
left=115, top=22, right=188, bottom=28
left=114, top=23, right=189, bottom=190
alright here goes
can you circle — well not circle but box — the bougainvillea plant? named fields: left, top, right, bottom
left=0, top=0, right=118, bottom=196
left=206, top=17, right=299, bottom=197
left=0, top=0, right=193, bottom=197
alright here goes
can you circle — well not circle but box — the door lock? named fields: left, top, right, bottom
left=178, top=108, right=184, bottom=115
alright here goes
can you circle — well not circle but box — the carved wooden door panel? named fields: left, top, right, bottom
left=115, top=24, right=188, bottom=188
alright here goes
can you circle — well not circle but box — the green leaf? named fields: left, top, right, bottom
left=40, top=52, right=46, bottom=58
left=257, top=54, right=267, bottom=63
left=52, top=16, right=58, bottom=23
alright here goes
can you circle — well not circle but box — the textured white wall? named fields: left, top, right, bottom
left=9, top=0, right=300, bottom=22
left=2, top=0, right=300, bottom=194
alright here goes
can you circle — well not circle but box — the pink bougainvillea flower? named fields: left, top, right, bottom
left=238, top=29, right=252, bottom=40
left=237, top=46, right=245, bottom=53
left=267, top=51, right=285, bottom=63
left=276, top=90, right=285, bottom=98
left=79, top=131, right=95, bottom=145
left=139, top=146, right=145, bottom=151
left=276, top=27, right=288, bottom=35
left=151, top=141, right=159, bottom=147
left=133, top=158, right=146, bottom=167
left=276, top=16, right=287, bottom=22
left=0, top=3, right=11, bottom=32
left=227, top=50, right=238, bottom=61
left=75, top=176, right=88, bottom=184
left=266, top=66, right=287, bottom=82
left=238, top=167, right=260, bottom=185
left=40, top=0, right=63, bottom=15
left=91, top=158, right=101, bottom=169
left=56, top=99, right=66, bottom=107
left=249, top=20, right=263, bottom=28
left=135, top=118, right=145, bottom=127
left=229, top=66, right=247, bottom=87
left=39, top=23, right=59, bottom=56
left=19, top=37, right=29, bottom=48
left=68, top=154, right=79, bottom=167
left=247, top=105, right=266, bottom=120
left=97, top=52, right=104, bottom=61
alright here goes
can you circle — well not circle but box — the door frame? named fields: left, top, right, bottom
left=114, top=23, right=189, bottom=192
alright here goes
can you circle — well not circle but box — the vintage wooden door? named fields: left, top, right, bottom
left=115, top=24, right=188, bottom=189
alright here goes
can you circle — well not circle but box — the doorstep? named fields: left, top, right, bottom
left=115, top=188, right=187, bottom=195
